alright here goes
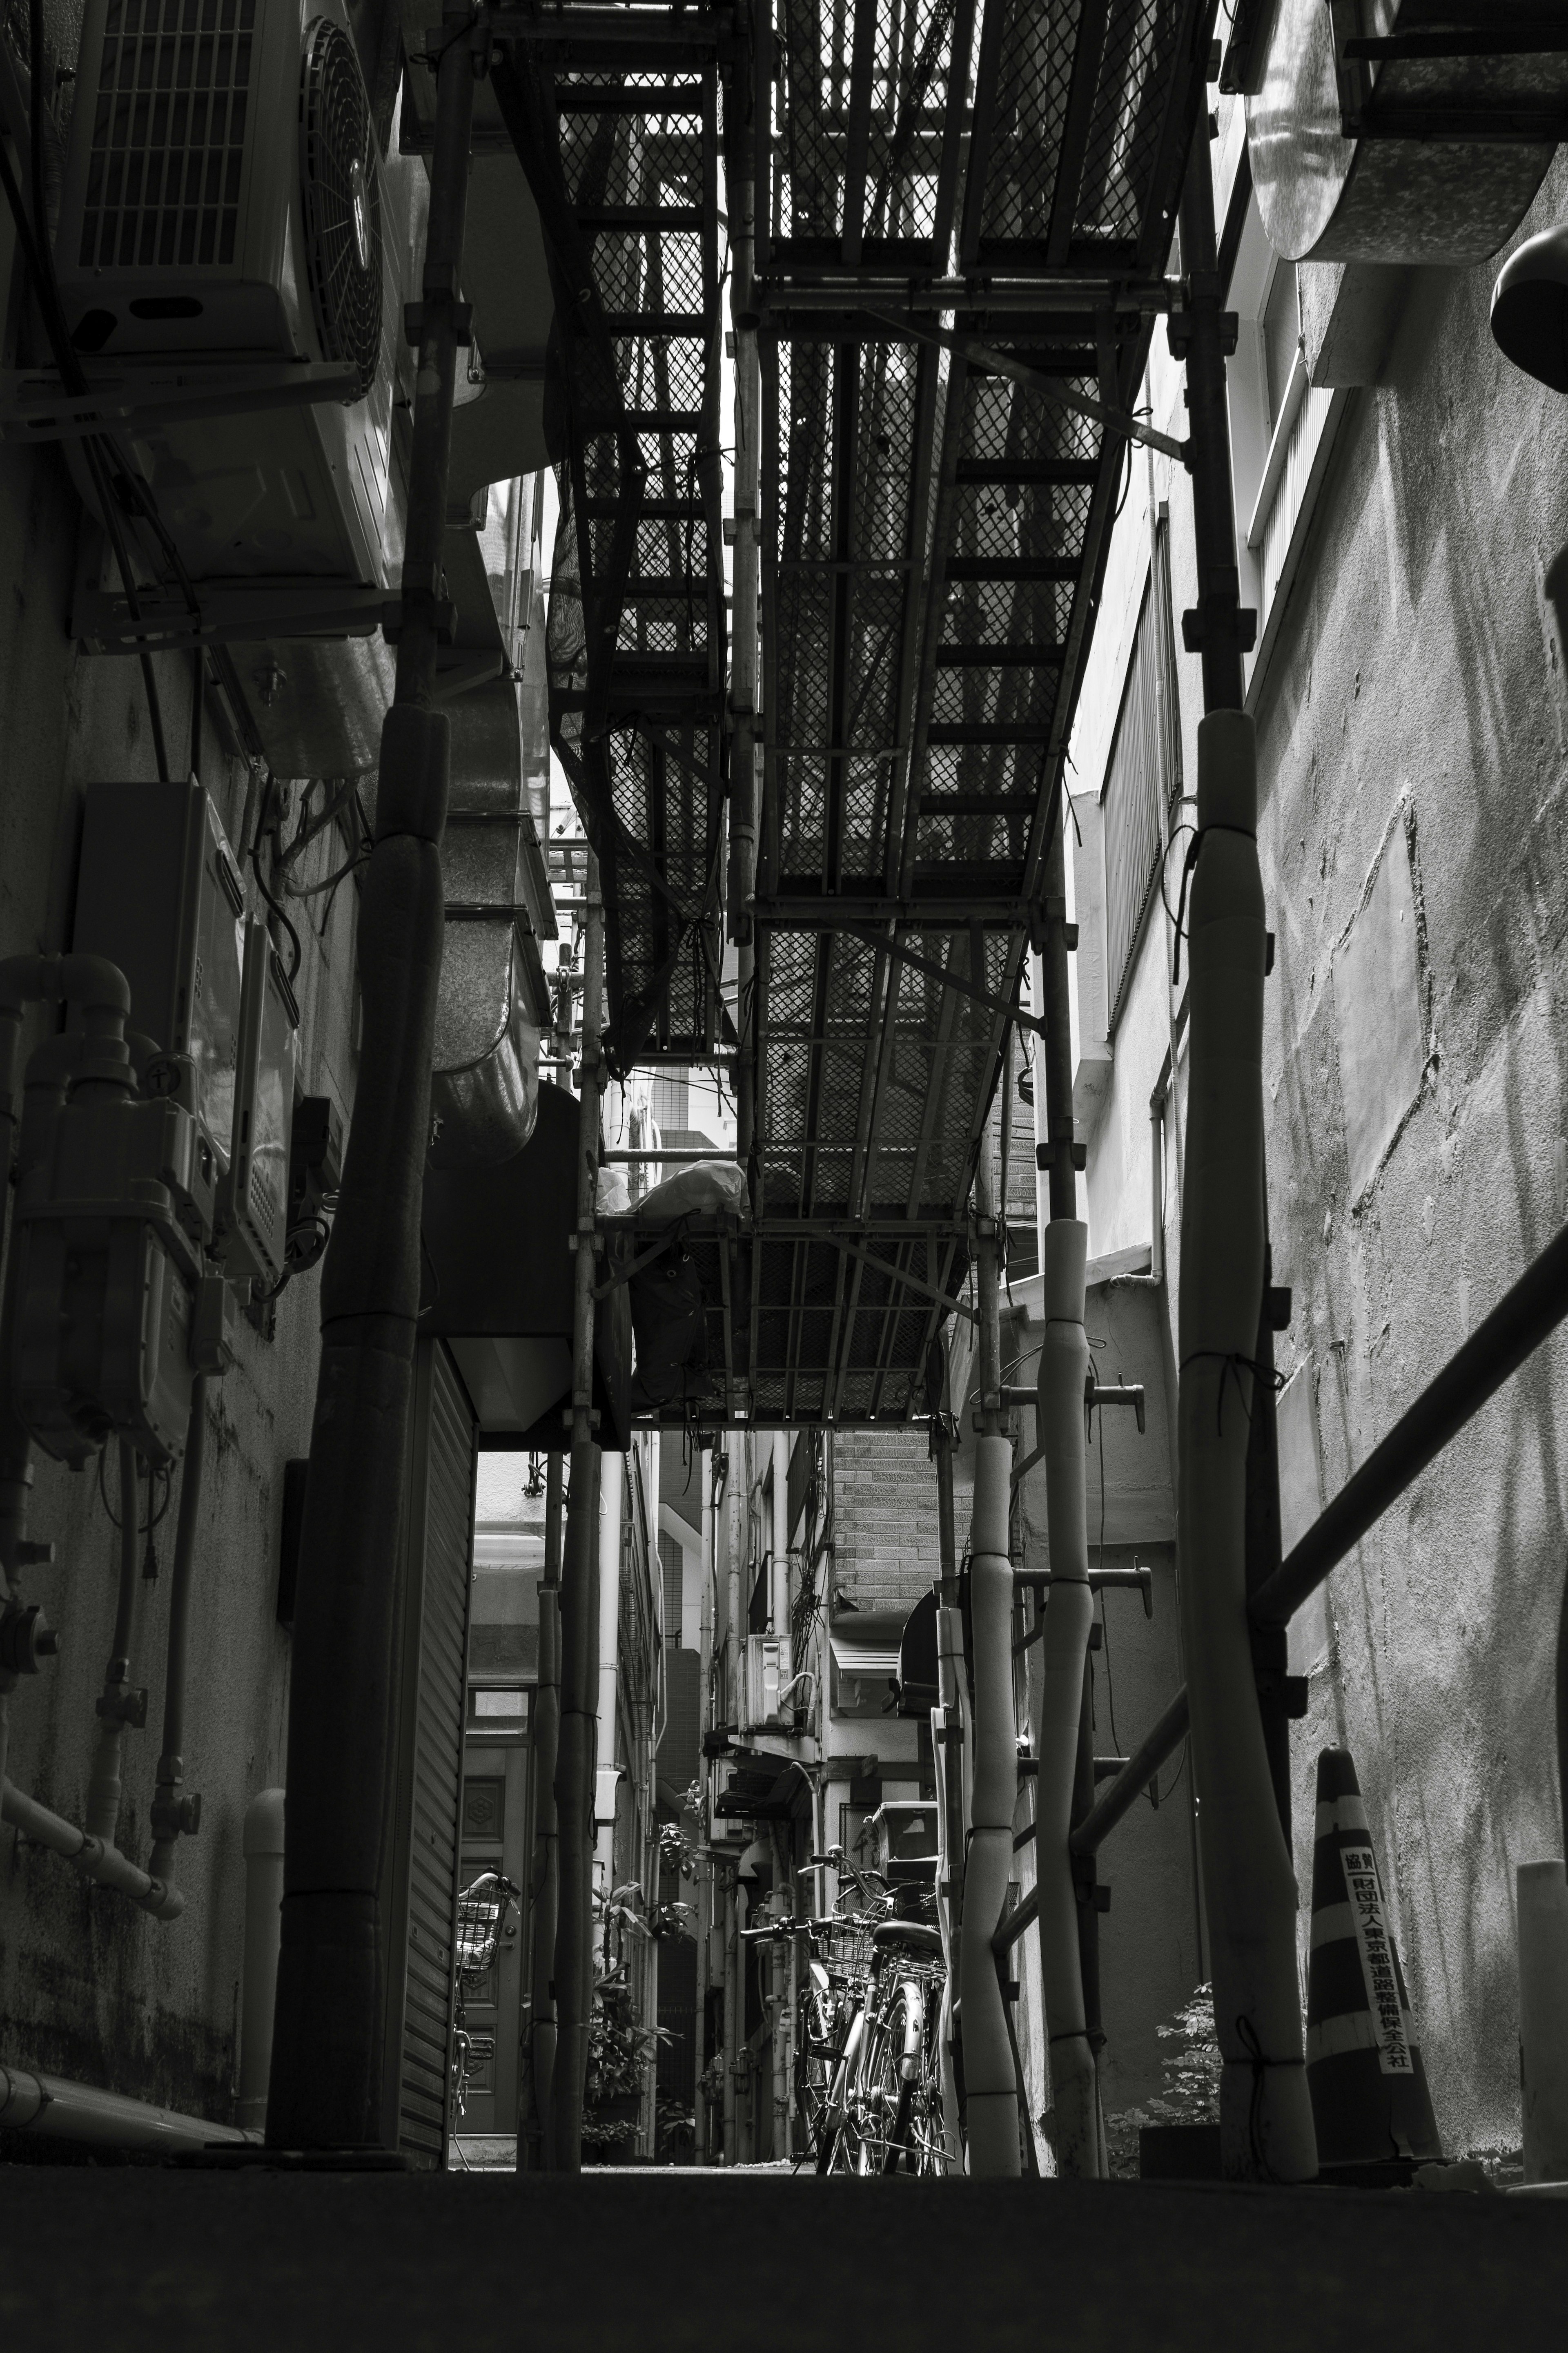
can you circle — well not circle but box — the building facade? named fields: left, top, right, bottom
left=1059, top=115, right=1568, bottom=2160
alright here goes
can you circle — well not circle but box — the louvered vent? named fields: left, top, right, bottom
left=77, top=0, right=256, bottom=272
left=298, top=14, right=382, bottom=400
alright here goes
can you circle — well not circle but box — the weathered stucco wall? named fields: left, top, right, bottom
left=0, top=428, right=358, bottom=2119
left=1068, top=143, right=1568, bottom=2161
left=1255, top=154, right=1568, bottom=2156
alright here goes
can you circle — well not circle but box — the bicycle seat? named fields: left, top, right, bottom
left=870, top=1919, right=944, bottom=1958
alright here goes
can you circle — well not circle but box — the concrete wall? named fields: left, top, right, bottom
left=1064, top=123, right=1568, bottom=2159
left=0, top=438, right=356, bottom=2115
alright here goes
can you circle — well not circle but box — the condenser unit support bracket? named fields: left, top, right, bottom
left=0, top=358, right=364, bottom=445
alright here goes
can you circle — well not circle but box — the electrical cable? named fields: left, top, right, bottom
left=18, top=0, right=170, bottom=781
left=249, top=774, right=304, bottom=981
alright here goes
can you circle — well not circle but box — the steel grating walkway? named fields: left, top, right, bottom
left=510, top=0, right=1216, bottom=1431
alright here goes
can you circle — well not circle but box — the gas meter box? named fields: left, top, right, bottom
left=217, top=919, right=299, bottom=1289
left=73, top=778, right=248, bottom=1231
left=11, top=1076, right=207, bottom=1468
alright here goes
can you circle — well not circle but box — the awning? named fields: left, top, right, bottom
left=828, top=1608, right=915, bottom=1681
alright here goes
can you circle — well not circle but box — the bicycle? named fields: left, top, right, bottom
left=451, top=1867, right=520, bottom=2123
left=804, top=1847, right=951, bottom=2177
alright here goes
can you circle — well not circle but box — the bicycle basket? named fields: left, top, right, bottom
left=456, top=1871, right=517, bottom=1987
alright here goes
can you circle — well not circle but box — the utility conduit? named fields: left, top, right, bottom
left=1032, top=1218, right=1103, bottom=2177
left=0, top=2062, right=252, bottom=2152
left=1178, top=709, right=1315, bottom=2184
left=959, top=1432, right=1020, bottom=2177
left=1, top=1778, right=181, bottom=1919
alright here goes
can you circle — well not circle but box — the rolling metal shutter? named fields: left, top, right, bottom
left=381, top=1339, right=477, bottom=2166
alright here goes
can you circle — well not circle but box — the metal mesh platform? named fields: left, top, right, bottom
left=514, top=1, right=1214, bottom=1430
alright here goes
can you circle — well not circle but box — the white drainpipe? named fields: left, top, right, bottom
left=595, top=1452, right=624, bottom=1885
left=238, top=1787, right=286, bottom=2131
left=958, top=1431, right=1019, bottom=2177
left=0, top=2063, right=255, bottom=2152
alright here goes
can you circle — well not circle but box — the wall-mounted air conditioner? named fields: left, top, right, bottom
left=742, top=1634, right=794, bottom=1733
left=53, top=0, right=420, bottom=773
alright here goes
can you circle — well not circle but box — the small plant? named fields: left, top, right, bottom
left=582, top=1977, right=672, bottom=2153
left=656, top=2095, right=696, bottom=2163
left=1103, top=1983, right=1223, bottom=2180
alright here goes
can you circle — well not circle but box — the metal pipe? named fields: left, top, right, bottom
left=238, top=1787, right=285, bottom=2130
left=958, top=1147, right=1020, bottom=2177
left=1032, top=1219, right=1102, bottom=2174
left=521, top=1450, right=563, bottom=2171
left=1176, top=707, right=1314, bottom=2183
left=555, top=1441, right=601, bottom=2175
left=1253, top=1218, right=1568, bottom=1630
left=1070, top=1689, right=1191, bottom=1859
left=723, top=1868, right=738, bottom=2163
left=267, top=10, right=482, bottom=2150
left=0, top=2062, right=254, bottom=2152
left=149, top=1374, right=207, bottom=1888
left=695, top=1452, right=715, bottom=2163
left=1, top=1779, right=180, bottom=1918
left=84, top=1440, right=144, bottom=1846
left=595, top=1452, right=624, bottom=1886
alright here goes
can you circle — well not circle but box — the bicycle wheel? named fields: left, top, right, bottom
left=798, top=1979, right=840, bottom=2168
left=863, top=1982, right=920, bottom=2175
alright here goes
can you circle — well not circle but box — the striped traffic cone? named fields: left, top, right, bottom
left=1306, top=1746, right=1442, bottom=2180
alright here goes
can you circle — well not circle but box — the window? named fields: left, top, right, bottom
left=1262, top=259, right=1301, bottom=436
left=1102, top=579, right=1169, bottom=1028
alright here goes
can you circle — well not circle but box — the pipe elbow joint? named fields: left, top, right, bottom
left=141, top=1867, right=185, bottom=1922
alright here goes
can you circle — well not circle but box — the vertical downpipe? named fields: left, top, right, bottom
left=267, top=11, right=481, bottom=2149
left=595, top=1453, right=624, bottom=1886
left=723, top=1868, right=739, bottom=2163
left=520, top=1451, right=563, bottom=2170
left=1033, top=1219, right=1102, bottom=2175
left=1174, top=130, right=1315, bottom=2184
left=958, top=1149, right=1020, bottom=2177
left=695, top=1458, right=715, bottom=2163
left=1032, top=798, right=1105, bottom=2172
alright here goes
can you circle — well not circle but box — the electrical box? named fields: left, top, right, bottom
left=73, top=778, right=248, bottom=1227
left=218, top=918, right=299, bottom=1288
left=11, top=1053, right=213, bottom=1468
left=742, top=1634, right=793, bottom=1733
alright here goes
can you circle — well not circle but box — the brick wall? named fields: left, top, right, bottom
left=829, top=1428, right=945, bottom=1614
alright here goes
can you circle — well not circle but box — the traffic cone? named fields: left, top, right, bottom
left=1306, top=1746, right=1442, bottom=2180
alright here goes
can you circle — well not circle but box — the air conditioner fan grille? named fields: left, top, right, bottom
left=298, top=15, right=381, bottom=402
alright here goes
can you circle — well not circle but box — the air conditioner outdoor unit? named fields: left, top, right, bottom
left=53, top=0, right=418, bottom=770
left=742, top=1634, right=793, bottom=1733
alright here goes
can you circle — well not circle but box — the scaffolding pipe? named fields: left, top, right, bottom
left=552, top=839, right=606, bottom=2175
left=555, top=1442, right=601, bottom=2175
left=695, top=1457, right=715, bottom=2164
left=267, top=10, right=481, bottom=2150
left=959, top=1152, right=1019, bottom=2177
left=1032, top=1218, right=1102, bottom=2175
left=521, top=1451, right=563, bottom=2171
left=723, top=1868, right=739, bottom=2163
left=595, top=1452, right=624, bottom=1884
left=149, top=1374, right=208, bottom=1889
left=84, top=1439, right=143, bottom=1844
left=1178, top=708, right=1314, bottom=2184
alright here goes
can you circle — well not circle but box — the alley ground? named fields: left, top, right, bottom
left=0, top=2168, right=1562, bottom=2350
